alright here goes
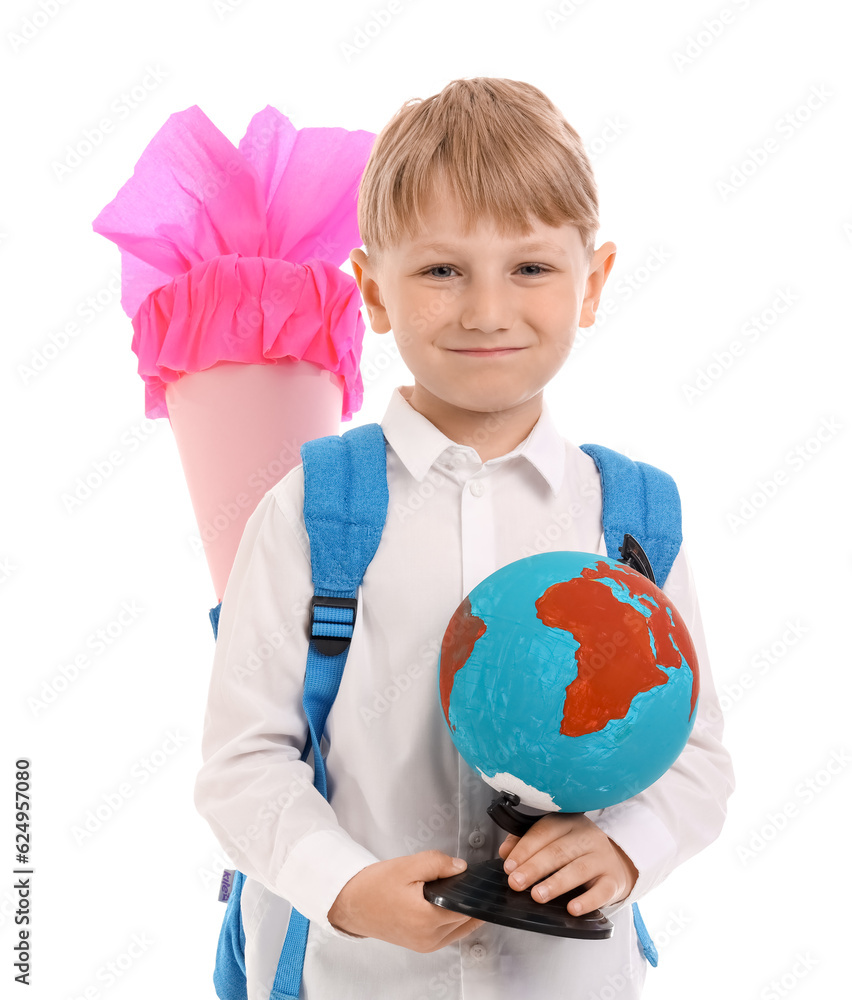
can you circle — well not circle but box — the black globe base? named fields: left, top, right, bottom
left=423, top=791, right=613, bottom=939
left=423, top=857, right=613, bottom=939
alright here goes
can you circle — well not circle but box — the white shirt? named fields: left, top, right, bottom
left=194, top=386, right=735, bottom=1000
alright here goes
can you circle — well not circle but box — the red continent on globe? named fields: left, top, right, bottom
left=439, top=562, right=699, bottom=738
left=535, top=561, right=699, bottom=737
left=439, top=596, right=486, bottom=732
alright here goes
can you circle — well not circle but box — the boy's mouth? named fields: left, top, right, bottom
left=449, top=347, right=524, bottom=356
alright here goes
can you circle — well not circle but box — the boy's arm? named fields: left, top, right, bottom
left=589, top=541, right=736, bottom=915
left=193, top=466, right=381, bottom=941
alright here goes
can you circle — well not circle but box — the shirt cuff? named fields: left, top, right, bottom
left=274, top=828, right=382, bottom=940
left=591, top=799, right=679, bottom=914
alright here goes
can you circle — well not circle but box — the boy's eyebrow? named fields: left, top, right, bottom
left=407, top=239, right=569, bottom=257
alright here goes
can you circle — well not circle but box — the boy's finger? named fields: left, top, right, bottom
left=434, top=918, right=485, bottom=952
left=558, top=875, right=617, bottom=915
left=497, top=834, right=519, bottom=857
left=501, top=814, right=580, bottom=873
left=504, top=834, right=601, bottom=894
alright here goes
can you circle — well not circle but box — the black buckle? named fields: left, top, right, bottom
left=617, top=533, right=656, bottom=585
left=309, top=596, right=358, bottom=657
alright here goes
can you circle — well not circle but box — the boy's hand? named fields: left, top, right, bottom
left=327, top=850, right=485, bottom=952
left=497, top=813, right=638, bottom=915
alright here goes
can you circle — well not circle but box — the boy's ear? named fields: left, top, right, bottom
left=578, top=242, right=617, bottom=328
left=349, top=248, right=392, bottom=334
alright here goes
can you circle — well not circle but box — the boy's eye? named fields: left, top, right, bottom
left=422, top=263, right=553, bottom=278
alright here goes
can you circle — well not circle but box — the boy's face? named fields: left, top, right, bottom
left=350, top=178, right=616, bottom=441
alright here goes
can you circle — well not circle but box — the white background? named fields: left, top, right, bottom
left=3, top=1, right=850, bottom=997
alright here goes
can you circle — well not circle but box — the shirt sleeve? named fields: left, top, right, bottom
left=591, top=541, right=736, bottom=917
left=193, top=466, right=382, bottom=940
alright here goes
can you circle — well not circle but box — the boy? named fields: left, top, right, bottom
left=195, top=77, right=735, bottom=999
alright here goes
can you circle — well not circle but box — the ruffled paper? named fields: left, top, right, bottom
left=92, top=105, right=376, bottom=420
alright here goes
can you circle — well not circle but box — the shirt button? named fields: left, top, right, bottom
left=469, top=480, right=485, bottom=497
left=468, top=830, right=486, bottom=848
left=469, top=942, right=487, bottom=960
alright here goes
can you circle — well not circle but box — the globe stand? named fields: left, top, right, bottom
left=423, top=791, right=614, bottom=938
left=424, top=534, right=657, bottom=938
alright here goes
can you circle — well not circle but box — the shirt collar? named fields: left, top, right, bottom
left=380, top=386, right=566, bottom=496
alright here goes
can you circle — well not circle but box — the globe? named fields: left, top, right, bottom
left=438, top=550, right=700, bottom=813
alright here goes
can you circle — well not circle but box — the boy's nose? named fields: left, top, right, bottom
left=457, top=279, right=517, bottom=334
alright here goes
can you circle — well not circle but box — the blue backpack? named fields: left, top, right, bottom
left=206, top=421, right=682, bottom=999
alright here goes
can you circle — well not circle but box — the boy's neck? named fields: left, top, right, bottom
left=400, top=385, right=544, bottom=463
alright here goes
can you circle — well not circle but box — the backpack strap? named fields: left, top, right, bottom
left=298, top=421, right=390, bottom=789
left=579, top=443, right=682, bottom=589
left=581, top=441, right=681, bottom=968
left=271, top=422, right=388, bottom=1000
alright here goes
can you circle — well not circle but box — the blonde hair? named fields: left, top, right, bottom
left=356, top=77, right=599, bottom=268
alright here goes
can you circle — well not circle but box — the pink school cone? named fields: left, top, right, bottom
left=93, top=105, right=376, bottom=601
